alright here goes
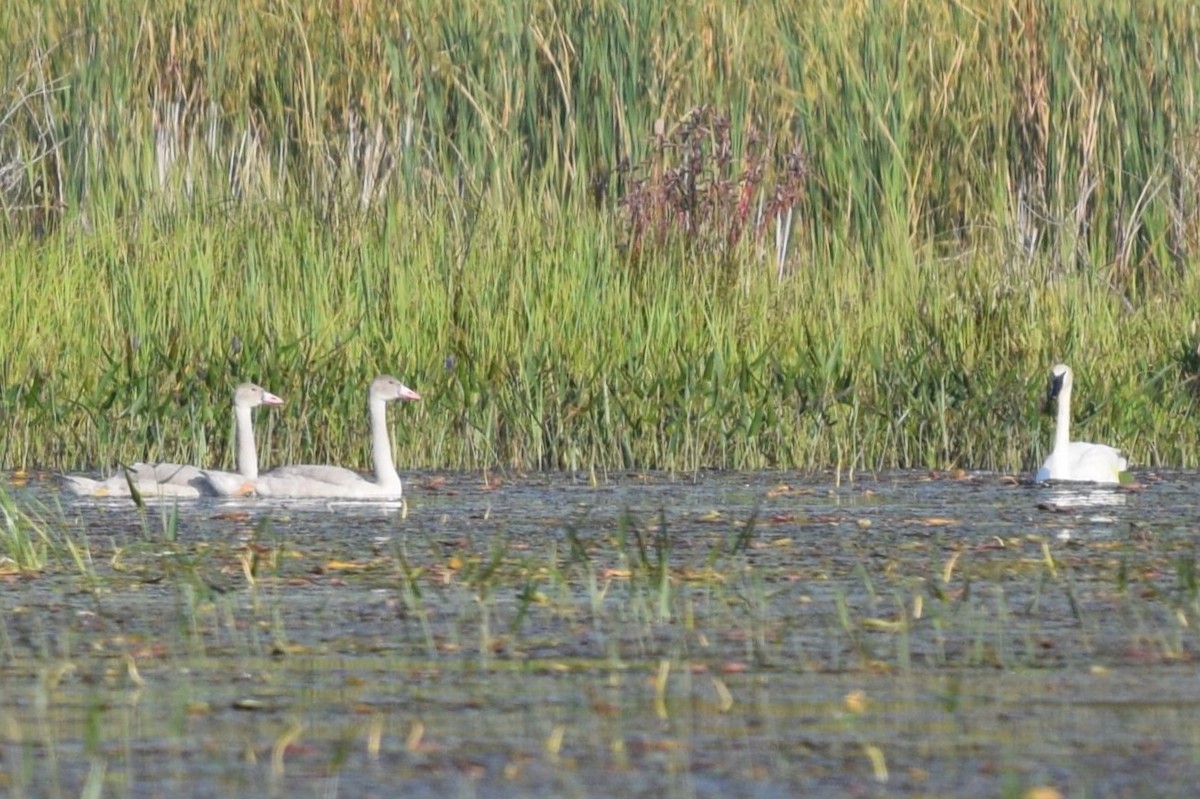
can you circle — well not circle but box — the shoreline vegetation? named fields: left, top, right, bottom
left=3, top=1, right=1200, bottom=473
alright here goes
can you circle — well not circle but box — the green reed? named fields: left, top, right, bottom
left=4, top=195, right=1200, bottom=473
left=3, top=0, right=1200, bottom=472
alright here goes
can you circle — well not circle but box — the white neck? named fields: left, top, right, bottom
left=1054, top=383, right=1072, bottom=451
left=234, top=404, right=259, bottom=478
left=370, top=396, right=400, bottom=488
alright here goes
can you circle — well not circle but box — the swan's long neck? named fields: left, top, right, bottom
left=234, top=404, right=259, bottom=479
left=1054, top=382, right=1072, bottom=452
left=369, top=397, right=400, bottom=488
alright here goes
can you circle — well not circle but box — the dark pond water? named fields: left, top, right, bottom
left=3, top=469, right=1200, bottom=798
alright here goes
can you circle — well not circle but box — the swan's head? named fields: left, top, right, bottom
left=1044, top=363, right=1073, bottom=409
left=370, top=375, right=422, bottom=403
left=234, top=383, right=285, bottom=409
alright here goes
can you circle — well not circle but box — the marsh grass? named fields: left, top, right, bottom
left=0, top=486, right=102, bottom=584
left=3, top=1, right=1200, bottom=474
left=0, top=484, right=53, bottom=572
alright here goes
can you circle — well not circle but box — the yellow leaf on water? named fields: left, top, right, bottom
left=863, top=742, right=888, bottom=782
left=861, top=617, right=907, bottom=632
left=324, top=560, right=367, bottom=571
left=844, top=690, right=868, bottom=713
left=271, top=643, right=311, bottom=655
left=1023, top=788, right=1063, bottom=799
left=711, top=676, right=734, bottom=712
left=231, top=699, right=269, bottom=711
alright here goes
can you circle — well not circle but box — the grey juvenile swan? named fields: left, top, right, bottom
left=246, top=375, right=420, bottom=500
left=64, top=383, right=284, bottom=499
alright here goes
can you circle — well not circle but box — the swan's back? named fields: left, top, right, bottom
left=128, top=462, right=205, bottom=485
left=62, top=462, right=208, bottom=497
left=254, top=465, right=369, bottom=497
left=198, top=470, right=256, bottom=497
left=62, top=475, right=106, bottom=496
left=62, top=472, right=205, bottom=498
left=1038, top=441, right=1126, bottom=484
left=254, top=466, right=401, bottom=499
left=262, top=464, right=363, bottom=484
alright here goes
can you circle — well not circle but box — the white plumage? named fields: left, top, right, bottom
left=1034, top=364, right=1126, bottom=484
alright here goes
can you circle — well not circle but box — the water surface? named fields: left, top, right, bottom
left=3, top=469, right=1198, bottom=797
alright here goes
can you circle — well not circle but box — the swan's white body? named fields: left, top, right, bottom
left=251, top=375, right=420, bottom=499
left=1034, top=364, right=1126, bottom=484
left=64, top=384, right=284, bottom=499
left=63, top=463, right=207, bottom=499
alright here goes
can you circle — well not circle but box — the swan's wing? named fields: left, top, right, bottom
left=127, top=462, right=204, bottom=486
left=1065, top=442, right=1126, bottom=483
left=197, top=470, right=256, bottom=497
left=127, top=480, right=203, bottom=498
left=62, top=465, right=208, bottom=499
left=62, top=472, right=137, bottom=497
left=1038, top=442, right=1126, bottom=483
left=62, top=475, right=104, bottom=496
left=262, top=465, right=365, bottom=485
left=253, top=466, right=401, bottom=499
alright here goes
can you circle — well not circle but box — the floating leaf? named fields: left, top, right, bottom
left=1023, top=788, right=1063, bottom=799
left=862, top=617, right=906, bottom=632
left=231, top=699, right=270, bottom=711
left=844, top=690, right=868, bottom=713
left=324, top=560, right=367, bottom=571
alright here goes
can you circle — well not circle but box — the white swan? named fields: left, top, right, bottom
left=63, top=383, right=284, bottom=499
left=1034, top=364, right=1126, bottom=484
left=251, top=375, right=420, bottom=499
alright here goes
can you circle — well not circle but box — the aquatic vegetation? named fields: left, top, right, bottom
left=2, top=471, right=1199, bottom=797
left=0, top=483, right=53, bottom=572
left=3, top=1, right=1200, bottom=475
